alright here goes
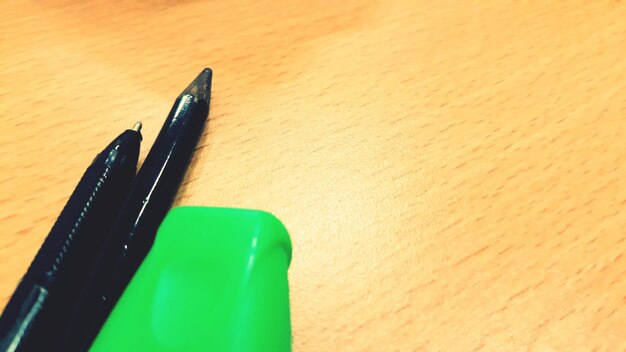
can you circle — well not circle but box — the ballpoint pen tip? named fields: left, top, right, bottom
left=132, top=121, right=142, bottom=132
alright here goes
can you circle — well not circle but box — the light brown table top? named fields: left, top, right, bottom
left=1, top=1, right=625, bottom=351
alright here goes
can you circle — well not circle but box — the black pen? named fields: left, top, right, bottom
left=0, top=123, right=142, bottom=352
left=61, top=68, right=212, bottom=351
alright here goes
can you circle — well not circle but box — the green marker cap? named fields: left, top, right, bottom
left=90, top=206, right=293, bottom=352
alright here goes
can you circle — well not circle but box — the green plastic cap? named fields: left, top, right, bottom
left=90, top=206, right=292, bottom=352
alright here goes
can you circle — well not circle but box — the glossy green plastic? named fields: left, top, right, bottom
left=90, top=206, right=292, bottom=352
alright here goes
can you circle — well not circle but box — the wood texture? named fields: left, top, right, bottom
left=1, top=1, right=626, bottom=350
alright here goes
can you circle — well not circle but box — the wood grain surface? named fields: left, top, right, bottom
left=1, top=1, right=626, bottom=351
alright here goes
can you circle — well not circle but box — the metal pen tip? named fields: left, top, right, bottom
left=132, top=121, right=142, bottom=132
left=179, top=68, right=212, bottom=105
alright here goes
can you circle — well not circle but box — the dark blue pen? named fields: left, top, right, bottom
left=0, top=123, right=142, bottom=352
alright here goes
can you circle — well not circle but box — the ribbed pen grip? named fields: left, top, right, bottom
left=27, top=162, right=113, bottom=285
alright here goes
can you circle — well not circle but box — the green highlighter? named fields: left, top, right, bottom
left=90, top=206, right=293, bottom=352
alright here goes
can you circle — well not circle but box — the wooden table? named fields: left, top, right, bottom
left=1, top=1, right=625, bottom=350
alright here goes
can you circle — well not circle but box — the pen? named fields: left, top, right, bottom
left=0, top=123, right=142, bottom=352
left=61, top=68, right=212, bottom=351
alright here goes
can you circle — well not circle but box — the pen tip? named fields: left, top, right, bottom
left=179, top=68, right=212, bottom=104
left=132, top=121, right=142, bottom=132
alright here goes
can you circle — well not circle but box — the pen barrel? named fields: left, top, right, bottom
left=114, top=95, right=209, bottom=290
left=0, top=130, right=141, bottom=352
left=122, top=95, right=209, bottom=257
left=0, top=162, right=116, bottom=352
